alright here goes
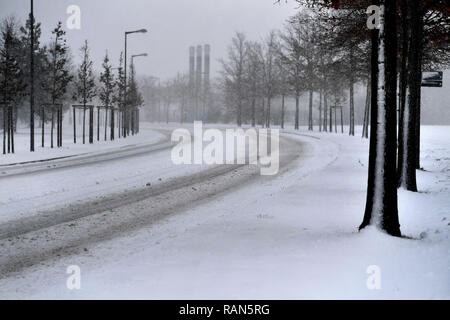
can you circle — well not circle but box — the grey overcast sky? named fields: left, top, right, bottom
left=0, top=0, right=300, bottom=80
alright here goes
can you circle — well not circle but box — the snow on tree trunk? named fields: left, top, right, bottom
left=360, top=1, right=401, bottom=237
left=398, top=0, right=422, bottom=192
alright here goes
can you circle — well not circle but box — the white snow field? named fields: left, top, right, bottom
left=0, top=124, right=448, bottom=299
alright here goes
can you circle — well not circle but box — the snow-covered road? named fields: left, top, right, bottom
left=0, top=124, right=448, bottom=299
left=0, top=124, right=306, bottom=280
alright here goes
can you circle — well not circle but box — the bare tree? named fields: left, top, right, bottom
left=220, top=32, right=247, bottom=127
left=41, top=21, right=72, bottom=148
left=1, top=17, right=26, bottom=154
left=99, top=51, right=115, bottom=141
left=244, top=41, right=263, bottom=127
left=73, top=39, right=96, bottom=144
left=261, top=30, right=280, bottom=128
left=279, top=14, right=307, bottom=130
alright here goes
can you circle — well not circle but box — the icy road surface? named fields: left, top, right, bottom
left=0, top=124, right=304, bottom=278
left=0, top=124, right=448, bottom=299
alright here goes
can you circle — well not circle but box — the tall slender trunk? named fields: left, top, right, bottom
left=329, top=103, right=333, bottom=132
left=281, top=94, right=285, bottom=129
left=397, top=0, right=409, bottom=168
left=30, top=3, right=35, bottom=152
left=41, top=106, right=44, bottom=147
left=261, top=98, right=265, bottom=128
left=294, top=92, right=299, bottom=130
left=237, top=100, right=242, bottom=127
left=3, top=106, right=6, bottom=154
left=308, top=90, right=313, bottom=131
left=323, top=94, right=328, bottom=132
left=57, top=106, right=60, bottom=147
left=360, top=1, right=401, bottom=236
left=415, top=11, right=424, bottom=170
left=104, top=108, right=108, bottom=141
left=362, top=78, right=371, bottom=139
left=9, top=106, right=14, bottom=153
left=398, top=0, right=422, bottom=191
left=110, top=108, right=115, bottom=140
left=50, top=110, right=54, bottom=148
left=251, top=97, right=256, bottom=127
left=97, top=107, right=100, bottom=141
left=319, top=88, right=322, bottom=132
left=82, top=107, right=86, bottom=144
left=73, top=107, right=76, bottom=143
left=349, top=47, right=355, bottom=136
left=118, top=110, right=121, bottom=138
left=266, top=96, right=271, bottom=128
left=89, top=106, right=93, bottom=144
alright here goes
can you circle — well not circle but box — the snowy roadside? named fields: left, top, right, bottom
left=0, top=125, right=448, bottom=299
left=0, top=122, right=166, bottom=165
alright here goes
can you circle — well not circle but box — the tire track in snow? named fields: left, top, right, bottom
left=0, top=134, right=306, bottom=277
left=0, top=129, right=172, bottom=178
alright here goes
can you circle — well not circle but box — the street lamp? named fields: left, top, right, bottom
left=131, top=52, right=148, bottom=64
left=129, top=53, right=148, bottom=135
left=123, top=28, right=147, bottom=137
left=30, top=0, right=35, bottom=151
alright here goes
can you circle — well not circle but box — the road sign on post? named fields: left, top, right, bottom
left=421, top=71, right=443, bottom=87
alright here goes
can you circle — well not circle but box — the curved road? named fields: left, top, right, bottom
left=0, top=129, right=307, bottom=277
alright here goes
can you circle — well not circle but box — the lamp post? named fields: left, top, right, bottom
left=131, top=52, right=148, bottom=64
left=30, top=0, right=34, bottom=151
left=130, top=53, right=148, bottom=134
left=124, top=28, right=147, bottom=137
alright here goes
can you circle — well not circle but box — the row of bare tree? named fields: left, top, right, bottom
left=0, top=15, right=144, bottom=154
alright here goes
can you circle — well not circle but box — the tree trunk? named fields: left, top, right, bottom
left=51, top=110, right=54, bottom=148
left=319, top=88, right=322, bottom=132
left=9, top=106, right=14, bottom=153
left=237, top=100, right=242, bottom=127
left=362, top=78, right=371, bottom=139
left=73, top=107, right=76, bottom=143
left=397, top=0, right=409, bottom=168
left=111, top=108, right=115, bottom=140
left=118, top=110, right=121, bottom=138
left=41, top=106, right=44, bottom=147
left=251, top=97, right=256, bottom=127
left=261, top=98, right=265, bottom=128
left=308, top=90, right=313, bottom=131
left=415, top=11, right=424, bottom=170
left=323, top=94, right=328, bottom=132
left=56, top=107, right=60, bottom=147
left=266, top=96, right=271, bottom=128
left=104, top=108, right=108, bottom=141
left=89, top=106, right=94, bottom=144
left=3, top=106, right=6, bottom=154
left=97, top=107, right=100, bottom=141
left=360, top=1, right=401, bottom=237
left=294, top=92, right=299, bottom=130
left=281, top=94, right=285, bottom=129
left=30, top=6, right=35, bottom=152
left=398, top=0, right=422, bottom=191
left=82, top=107, right=86, bottom=144
left=349, top=47, right=355, bottom=136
